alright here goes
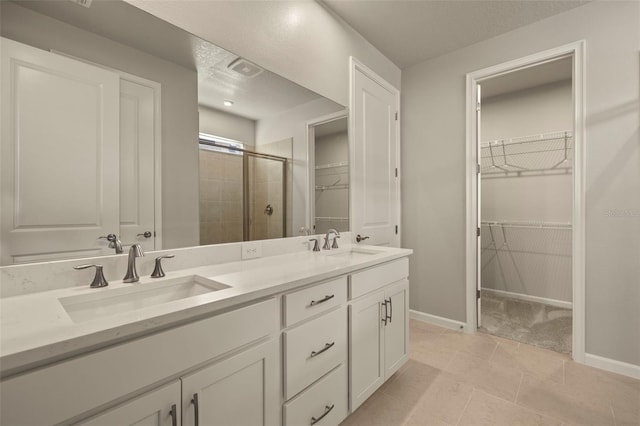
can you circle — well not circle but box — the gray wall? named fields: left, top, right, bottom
left=199, top=106, right=256, bottom=147
left=481, top=81, right=573, bottom=303
left=1, top=2, right=200, bottom=250
left=256, top=98, right=345, bottom=235
left=402, top=1, right=640, bottom=366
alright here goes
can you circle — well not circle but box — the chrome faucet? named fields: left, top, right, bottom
left=323, top=229, right=340, bottom=250
left=123, top=244, right=144, bottom=283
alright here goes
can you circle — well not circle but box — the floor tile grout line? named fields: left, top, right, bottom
left=514, top=372, right=524, bottom=404
left=488, top=341, right=499, bottom=362
left=609, top=400, right=617, bottom=426
left=455, top=387, right=475, bottom=426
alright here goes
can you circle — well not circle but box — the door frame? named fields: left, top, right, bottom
left=464, top=41, right=586, bottom=362
left=349, top=57, right=401, bottom=246
left=305, top=110, right=349, bottom=234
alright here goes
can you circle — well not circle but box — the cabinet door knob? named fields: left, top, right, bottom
left=169, top=404, right=177, bottom=426
left=310, top=404, right=335, bottom=425
left=381, top=300, right=388, bottom=325
left=191, top=393, right=199, bottom=426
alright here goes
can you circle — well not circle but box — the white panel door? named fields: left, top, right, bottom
left=181, top=339, right=280, bottom=426
left=119, top=79, right=156, bottom=251
left=350, top=59, right=400, bottom=247
left=0, top=37, right=119, bottom=265
left=77, top=381, right=180, bottom=426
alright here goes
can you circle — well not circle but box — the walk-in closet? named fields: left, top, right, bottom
left=479, top=58, right=573, bottom=353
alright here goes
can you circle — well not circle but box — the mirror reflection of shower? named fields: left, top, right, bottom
left=198, top=134, right=289, bottom=244
left=312, top=117, right=349, bottom=235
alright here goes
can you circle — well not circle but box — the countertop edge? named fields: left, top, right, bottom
left=1, top=247, right=412, bottom=377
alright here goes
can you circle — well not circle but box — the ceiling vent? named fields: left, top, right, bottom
left=228, top=57, right=264, bottom=78
left=68, top=0, right=93, bottom=8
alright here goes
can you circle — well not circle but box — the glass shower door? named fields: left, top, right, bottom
left=244, top=153, right=286, bottom=241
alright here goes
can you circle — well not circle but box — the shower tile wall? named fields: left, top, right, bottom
left=199, top=150, right=243, bottom=244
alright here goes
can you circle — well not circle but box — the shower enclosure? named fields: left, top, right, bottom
left=199, top=138, right=287, bottom=244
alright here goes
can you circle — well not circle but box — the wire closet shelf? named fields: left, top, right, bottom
left=481, top=131, right=573, bottom=176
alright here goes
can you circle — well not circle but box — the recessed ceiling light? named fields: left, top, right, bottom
left=223, top=100, right=234, bottom=107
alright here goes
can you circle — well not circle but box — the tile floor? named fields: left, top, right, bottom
left=340, top=320, right=640, bottom=426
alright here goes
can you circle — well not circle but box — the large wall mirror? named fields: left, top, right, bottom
left=0, top=0, right=348, bottom=266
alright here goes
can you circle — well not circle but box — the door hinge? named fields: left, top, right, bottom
left=476, top=289, right=481, bottom=299
left=476, top=164, right=480, bottom=174
left=395, top=225, right=398, bottom=235
left=477, top=227, right=480, bottom=237
left=395, top=168, right=398, bottom=177
left=395, top=111, right=398, bottom=121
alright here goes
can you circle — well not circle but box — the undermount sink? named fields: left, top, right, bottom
left=326, top=247, right=384, bottom=258
left=59, top=275, right=229, bottom=323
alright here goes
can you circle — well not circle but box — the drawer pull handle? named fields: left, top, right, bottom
left=191, top=393, right=199, bottom=426
left=309, top=294, right=335, bottom=307
left=310, top=342, right=335, bottom=358
left=310, top=404, right=335, bottom=425
left=169, top=404, right=177, bottom=426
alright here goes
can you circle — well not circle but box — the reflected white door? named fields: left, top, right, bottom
left=0, top=37, right=119, bottom=265
left=119, top=79, right=157, bottom=251
left=350, top=59, right=400, bottom=247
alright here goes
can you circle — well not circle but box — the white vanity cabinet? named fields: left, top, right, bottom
left=348, top=259, right=409, bottom=411
left=77, top=381, right=181, bottom=426
left=0, top=298, right=279, bottom=426
left=77, top=339, right=279, bottom=426
left=181, top=339, right=279, bottom=426
left=281, top=277, right=349, bottom=426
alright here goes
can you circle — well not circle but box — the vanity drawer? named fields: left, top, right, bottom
left=350, top=258, right=409, bottom=299
left=284, top=363, right=348, bottom=426
left=283, top=276, right=347, bottom=327
left=283, top=306, right=347, bottom=400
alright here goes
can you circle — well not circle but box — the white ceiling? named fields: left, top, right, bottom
left=15, top=0, right=325, bottom=121
left=323, top=0, right=589, bottom=69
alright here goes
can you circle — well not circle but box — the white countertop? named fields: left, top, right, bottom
left=0, top=245, right=411, bottom=377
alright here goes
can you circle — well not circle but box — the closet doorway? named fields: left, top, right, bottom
left=466, top=43, right=585, bottom=360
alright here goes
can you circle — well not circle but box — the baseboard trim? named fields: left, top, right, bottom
left=584, top=353, right=640, bottom=380
left=410, top=310, right=468, bottom=332
left=482, top=288, right=572, bottom=310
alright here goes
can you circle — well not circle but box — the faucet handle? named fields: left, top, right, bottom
left=74, top=264, right=108, bottom=288
left=332, top=235, right=340, bottom=249
left=356, top=234, right=370, bottom=243
left=98, top=234, right=123, bottom=254
left=309, top=238, right=321, bottom=252
left=151, top=254, right=175, bottom=278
